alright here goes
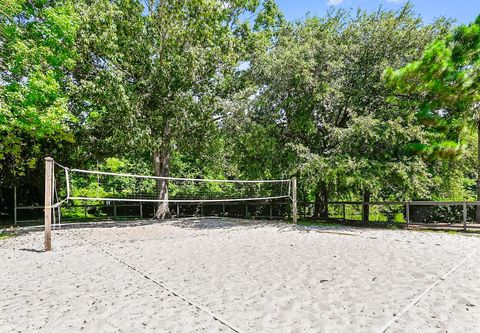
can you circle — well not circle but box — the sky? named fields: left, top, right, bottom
left=275, top=0, right=480, bottom=25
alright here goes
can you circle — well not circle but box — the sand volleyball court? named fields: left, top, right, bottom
left=1, top=218, right=480, bottom=332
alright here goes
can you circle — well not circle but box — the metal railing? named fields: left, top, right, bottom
left=13, top=202, right=145, bottom=225
left=11, top=183, right=480, bottom=231
left=298, top=200, right=480, bottom=231
left=13, top=199, right=291, bottom=225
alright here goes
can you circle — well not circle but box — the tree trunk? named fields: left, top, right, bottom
left=477, top=120, right=480, bottom=222
left=314, top=183, right=328, bottom=219
left=362, top=190, right=371, bottom=223
left=153, top=148, right=171, bottom=219
left=153, top=123, right=171, bottom=219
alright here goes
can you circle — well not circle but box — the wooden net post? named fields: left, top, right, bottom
left=44, top=157, right=54, bottom=251
left=292, top=177, right=298, bottom=224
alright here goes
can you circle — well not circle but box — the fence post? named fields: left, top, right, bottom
left=245, top=203, right=248, bottom=218
left=222, top=203, right=226, bottom=216
left=342, top=203, right=346, bottom=222
left=463, top=201, right=467, bottom=231
left=113, top=202, right=117, bottom=219
left=406, top=201, right=410, bottom=228
left=176, top=203, right=180, bottom=216
left=139, top=202, right=143, bottom=218
left=292, top=177, right=298, bottom=224
left=270, top=202, right=273, bottom=219
left=44, top=157, right=53, bottom=251
left=361, top=202, right=365, bottom=222
left=13, top=186, right=17, bottom=226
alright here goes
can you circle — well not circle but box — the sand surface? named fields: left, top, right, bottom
left=1, top=218, right=480, bottom=332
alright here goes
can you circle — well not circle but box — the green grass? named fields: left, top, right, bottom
left=295, top=213, right=407, bottom=231
left=0, top=233, right=14, bottom=240
left=61, top=206, right=107, bottom=219
left=297, top=219, right=342, bottom=228
left=328, top=212, right=405, bottom=223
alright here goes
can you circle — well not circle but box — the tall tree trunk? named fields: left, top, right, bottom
left=476, top=120, right=480, bottom=222
left=154, top=123, right=171, bottom=219
left=314, top=183, right=328, bottom=219
left=362, top=190, right=371, bottom=223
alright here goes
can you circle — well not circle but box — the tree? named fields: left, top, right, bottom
left=0, top=0, right=77, bottom=181
left=334, top=114, right=431, bottom=221
left=244, top=5, right=448, bottom=219
left=72, top=0, right=282, bottom=218
left=385, top=15, right=480, bottom=218
left=0, top=0, right=78, bottom=214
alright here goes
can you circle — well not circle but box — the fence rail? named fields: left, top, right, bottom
left=11, top=190, right=480, bottom=231
left=299, top=200, right=480, bottom=231
left=13, top=200, right=292, bottom=225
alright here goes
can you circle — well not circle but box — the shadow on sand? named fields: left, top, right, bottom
left=168, top=217, right=359, bottom=236
left=7, top=217, right=360, bottom=237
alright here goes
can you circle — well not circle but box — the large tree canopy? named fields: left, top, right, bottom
left=71, top=0, right=282, bottom=218
left=233, top=5, right=450, bottom=219
left=385, top=15, right=479, bottom=215
left=0, top=0, right=77, bottom=183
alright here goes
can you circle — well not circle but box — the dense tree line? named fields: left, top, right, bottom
left=0, top=0, right=479, bottom=221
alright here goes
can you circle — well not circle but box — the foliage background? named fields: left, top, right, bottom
left=1, top=0, right=478, bottom=221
